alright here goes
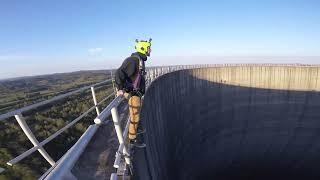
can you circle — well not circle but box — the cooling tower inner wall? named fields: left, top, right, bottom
left=134, top=66, right=320, bottom=180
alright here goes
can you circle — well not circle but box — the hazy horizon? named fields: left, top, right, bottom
left=1, top=55, right=319, bottom=80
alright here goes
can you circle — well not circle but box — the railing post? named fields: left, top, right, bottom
left=111, top=70, right=117, bottom=98
left=91, top=87, right=100, bottom=115
left=145, top=70, right=149, bottom=87
left=114, top=115, right=130, bottom=169
left=150, top=68, right=153, bottom=83
left=14, top=114, right=55, bottom=166
left=110, top=107, right=131, bottom=166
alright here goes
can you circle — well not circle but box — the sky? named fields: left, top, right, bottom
left=1, top=0, right=320, bottom=79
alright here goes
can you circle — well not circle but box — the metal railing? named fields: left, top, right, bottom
left=41, top=65, right=208, bottom=179
left=3, top=64, right=314, bottom=179
left=0, top=80, right=111, bottom=121
left=0, top=78, right=113, bottom=175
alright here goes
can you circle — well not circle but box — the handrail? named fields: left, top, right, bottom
left=6, top=88, right=115, bottom=166
left=8, top=106, right=96, bottom=166
left=0, top=78, right=115, bottom=179
left=0, top=79, right=112, bottom=121
left=94, top=96, right=124, bottom=124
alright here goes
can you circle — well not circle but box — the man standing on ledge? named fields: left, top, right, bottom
left=115, top=38, right=152, bottom=148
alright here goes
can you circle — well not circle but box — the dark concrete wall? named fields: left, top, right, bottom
left=134, top=66, right=320, bottom=180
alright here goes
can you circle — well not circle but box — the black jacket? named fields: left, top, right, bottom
left=115, top=52, right=147, bottom=95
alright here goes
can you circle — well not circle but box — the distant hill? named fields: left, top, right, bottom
left=0, top=69, right=113, bottom=114
left=0, top=69, right=116, bottom=81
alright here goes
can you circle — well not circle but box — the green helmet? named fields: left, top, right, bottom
left=135, top=38, right=152, bottom=56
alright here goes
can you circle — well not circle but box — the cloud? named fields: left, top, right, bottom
left=88, top=48, right=103, bottom=55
